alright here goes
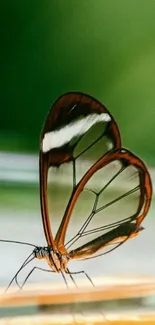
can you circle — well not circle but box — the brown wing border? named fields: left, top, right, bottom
left=39, top=92, right=121, bottom=248
left=55, top=148, right=152, bottom=257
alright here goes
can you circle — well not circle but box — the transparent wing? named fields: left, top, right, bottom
left=65, top=148, right=152, bottom=259
left=39, top=92, right=121, bottom=248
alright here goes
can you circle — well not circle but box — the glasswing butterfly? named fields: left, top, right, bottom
left=0, top=92, right=152, bottom=291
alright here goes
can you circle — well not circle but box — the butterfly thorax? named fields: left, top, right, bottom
left=33, top=246, right=69, bottom=272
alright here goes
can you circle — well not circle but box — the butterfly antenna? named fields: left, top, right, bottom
left=5, top=252, right=35, bottom=292
left=0, top=239, right=36, bottom=247
left=15, top=255, right=36, bottom=289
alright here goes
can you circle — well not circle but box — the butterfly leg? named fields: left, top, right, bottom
left=60, top=270, right=69, bottom=288
left=20, top=266, right=53, bottom=290
left=65, top=268, right=78, bottom=287
left=66, top=268, right=94, bottom=287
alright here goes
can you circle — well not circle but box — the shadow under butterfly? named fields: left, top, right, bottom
left=1, top=92, right=152, bottom=292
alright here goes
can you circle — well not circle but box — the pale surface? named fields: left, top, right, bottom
left=0, top=213, right=155, bottom=289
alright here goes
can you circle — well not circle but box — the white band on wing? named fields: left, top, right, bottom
left=42, top=113, right=111, bottom=153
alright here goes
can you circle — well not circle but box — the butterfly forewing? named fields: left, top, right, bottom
left=47, top=165, right=73, bottom=238
left=73, top=121, right=116, bottom=184
left=39, top=92, right=121, bottom=247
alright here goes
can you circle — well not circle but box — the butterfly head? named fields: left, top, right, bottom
left=33, top=246, right=52, bottom=259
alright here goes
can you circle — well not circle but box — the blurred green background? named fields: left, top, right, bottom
left=1, top=0, right=155, bottom=165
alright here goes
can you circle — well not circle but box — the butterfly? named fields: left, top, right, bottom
left=1, top=92, right=152, bottom=291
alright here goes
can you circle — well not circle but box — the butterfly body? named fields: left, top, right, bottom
left=33, top=246, right=69, bottom=272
